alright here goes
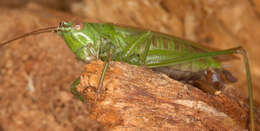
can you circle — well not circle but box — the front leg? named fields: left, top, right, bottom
left=71, top=77, right=85, bottom=102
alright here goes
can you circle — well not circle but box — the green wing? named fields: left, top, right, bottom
left=110, top=25, right=221, bottom=72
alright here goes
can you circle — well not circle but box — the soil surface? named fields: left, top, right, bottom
left=0, top=0, right=260, bottom=131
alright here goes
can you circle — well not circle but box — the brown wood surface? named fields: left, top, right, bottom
left=76, top=60, right=260, bottom=130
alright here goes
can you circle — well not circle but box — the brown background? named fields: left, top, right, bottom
left=0, top=0, right=260, bottom=130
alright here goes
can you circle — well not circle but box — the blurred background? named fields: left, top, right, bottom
left=0, top=0, right=260, bottom=130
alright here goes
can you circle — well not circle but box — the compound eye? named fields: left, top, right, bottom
left=74, top=22, right=84, bottom=30
left=59, top=21, right=65, bottom=27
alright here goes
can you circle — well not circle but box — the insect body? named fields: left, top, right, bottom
left=0, top=21, right=254, bottom=131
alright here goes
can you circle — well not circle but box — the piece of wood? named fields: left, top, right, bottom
left=76, top=60, right=257, bottom=130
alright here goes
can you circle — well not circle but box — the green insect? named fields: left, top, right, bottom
left=0, top=21, right=255, bottom=131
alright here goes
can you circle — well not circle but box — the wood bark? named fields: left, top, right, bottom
left=76, top=60, right=259, bottom=131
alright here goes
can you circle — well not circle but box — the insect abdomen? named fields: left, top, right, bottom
left=144, top=33, right=221, bottom=72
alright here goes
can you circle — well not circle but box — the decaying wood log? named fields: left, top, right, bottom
left=75, top=60, right=257, bottom=130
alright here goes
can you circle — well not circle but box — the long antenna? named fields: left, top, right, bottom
left=0, top=26, right=58, bottom=48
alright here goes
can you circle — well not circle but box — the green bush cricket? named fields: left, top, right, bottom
left=0, top=21, right=255, bottom=131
